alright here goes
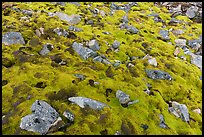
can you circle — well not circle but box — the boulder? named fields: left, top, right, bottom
left=145, top=69, right=172, bottom=80
left=2, top=32, right=25, bottom=46
left=68, top=97, right=108, bottom=110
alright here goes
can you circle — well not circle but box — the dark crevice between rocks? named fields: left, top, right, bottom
left=34, top=82, right=47, bottom=89
left=2, top=80, right=8, bottom=86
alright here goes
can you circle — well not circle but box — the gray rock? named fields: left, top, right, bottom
left=116, top=90, right=131, bottom=105
left=119, top=22, right=129, bottom=30
left=121, top=15, right=129, bottom=23
left=110, top=3, right=120, bottom=10
left=69, top=2, right=80, bottom=6
left=68, top=97, right=108, bottom=110
left=93, top=56, right=103, bottom=63
left=127, top=100, right=139, bottom=106
left=112, top=40, right=120, bottom=49
left=159, top=114, right=168, bottom=128
left=72, top=42, right=97, bottom=60
left=126, top=25, right=139, bottom=34
left=99, top=10, right=106, bottom=17
left=2, top=32, right=25, bottom=46
left=20, top=100, right=60, bottom=135
left=190, top=54, right=202, bottom=70
left=50, top=2, right=66, bottom=6
left=39, top=43, right=54, bottom=55
left=188, top=39, right=202, bottom=50
left=63, top=110, right=74, bottom=122
left=68, top=26, right=83, bottom=32
left=186, top=6, right=199, bottom=18
left=113, top=60, right=121, bottom=67
left=53, top=28, right=69, bottom=37
left=22, top=10, right=33, bottom=16
left=169, top=18, right=182, bottom=24
left=172, top=29, right=184, bottom=35
left=55, top=12, right=81, bottom=25
left=86, top=20, right=94, bottom=25
left=168, top=101, right=190, bottom=122
left=88, top=39, right=100, bottom=51
left=159, top=30, right=170, bottom=40
left=74, top=74, right=86, bottom=81
left=102, top=31, right=111, bottom=35
left=145, top=69, right=172, bottom=80
left=175, top=39, right=187, bottom=46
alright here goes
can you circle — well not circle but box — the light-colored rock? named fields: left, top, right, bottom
left=55, top=12, right=81, bottom=25
left=112, top=40, right=120, bottom=49
left=148, top=58, right=157, bottom=67
left=88, top=39, right=100, bottom=51
left=190, top=53, right=202, bottom=70
left=175, top=39, right=186, bottom=46
left=174, top=47, right=180, bottom=56
left=2, top=32, right=25, bottom=46
left=193, top=108, right=201, bottom=114
left=63, top=110, right=74, bottom=122
left=39, top=43, right=54, bottom=55
left=116, top=90, right=131, bottom=105
left=186, top=6, right=199, bottom=18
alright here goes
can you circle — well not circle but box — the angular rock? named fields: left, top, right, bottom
left=172, top=29, right=184, bottom=35
left=2, top=32, right=25, bottom=46
left=174, top=47, right=180, bottom=56
left=186, top=6, right=199, bottom=18
left=116, top=90, right=131, bottom=105
left=168, top=101, right=190, bottom=122
left=175, top=39, right=186, bottom=46
left=190, top=54, right=202, bottom=70
left=159, top=114, right=168, bottom=128
left=192, top=108, right=201, bottom=114
left=145, top=69, right=172, bottom=80
left=93, top=56, right=103, bottom=63
left=126, top=25, right=139, bottom=34
left=68, top=97, right=108, bottom=110
left=72, top=42, right=97, bottom=60
left=68, top=26, right=83, bottom=32
left=39, top=43, right=54, bottom=55
left=74, top=74, right=86, bottom=81
left=113, top=60, right=121, bottom=67
left=63, top=110, right=74, bottom=122
left=159, top=30, right=170, bottom=40
left=53, top=28, right=69, bottom=37
left=20, top=100, right=60, bottom=135
left=121, top=15, right=129, bottom=23
left=148, top=58, right=157, bottom=67
left=88, top=39, right=100, bottom=51
left=55, top=12, right=81, bottom=25
left=112, top=40, right=120, bottom=49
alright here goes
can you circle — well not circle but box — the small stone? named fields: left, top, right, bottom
left=116, top=90, right=131, bottom=105
left=102, top=59, right=111, bottom=65
left=174, top=47, right=180, bottom=56
left=69, top=2, right=80, bottom=6
left=172, top=29, right=184, bottom=35
left=127, top=100, right=139, bottom=106
left=88, top=39, right=100, bottom=51
left=143, top=88, right=151, bottom=95
left=35, top=29, right=41, bottom=37
left=50, top=2, right=66, bottom=6
left=159, top=114, right=168, bottom=128
left=55, top=12, right=81, bottom=25
left=99, top=10, right=106, bottom=17
left=148, top=58, right=157, bottom=67
left=145, top=69, right=172, bottom=80
left=63, top=110, right=75, bottom=122
left=180, top=56, right=186, bottom=61
left=102, top=31, right=111, bottom=35
left=39, top=28, right=44, bottom=35
left=192, top=108, right=201, bottom=114
left=53, top=28, right=69, bottom=37
left=39, top=43, right=54, bottom=55
left=93, top=56, right=103, bottom=63
left=186, top=6, right=199, bottom=18
left=159, top=30, right=170, bottom=40
left=74, top=74, right=86, bottom=81
left=175, top=39, right=187, bottom=46
left=188, top=39, right=201, bottom=51
left=22, top=10, right=33, bottom=16
left=112, top=40, right=120, bottom=49
left=86, top=20, right=94, bottom=25
left=68, top=26, right=82, bottom=32
left=113, top=60, right=121, bottom=67
left=190, top=53, right=202, bottom=70
left=2, top=32, right=25, bottom=46
left=121, top=15, right=129, bottom=23
left=114, top=131, right=121, bottom=135
left=126, top=25, right=139, bottom=34
left=119, top=22, right=128, bottom=30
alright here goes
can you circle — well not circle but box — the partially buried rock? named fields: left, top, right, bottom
left=63, top=110, right=75, bottom=122
left=145, top=69, right=172, bottom=80
left=68, top=97, right=108, bottom=110
left=68, top=26, right=83, bottom=32
left=112, top=40, right=120, bottom=49
left=126, top=25, right=139, bottom=34
left=88, top=39, right=100, bottom=51
left=55, top=12, right=81, bottom=25
left=74, top=74, right=86, bottom=81
left=20, top=100, right=61, bottom=135
left=116, top=90, right=131, bottom=106
left=159, top=114, right=168, bottom=128
left=190, top=53, right=202, bottom=71
left=39, top=43, right=54, bottom=55
left=53, top=28, right=69, bottom=37
left=168, top=101, right=190, bottom=122
left=148, top=58, right=157, bottom=67
left=2, top=32, right=25, bottom=46
left=159, top=30, right=170, bottom=40
left=72, top=42, right=97, bottom=60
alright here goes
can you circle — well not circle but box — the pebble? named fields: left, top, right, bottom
left=112, top=40, right=120, bottom=49
left=148, top=58, right=157, bottom=67
left=192, top=108, right=201, bottom=114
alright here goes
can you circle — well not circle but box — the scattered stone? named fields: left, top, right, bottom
left=119, top=22, right=129, bottom=30
left=172, top=29, right=184, bottom=35
left=180, top=55, right=186, bottom=61
left=113, top=60, right=121, bottom=67
left=143, top=88, right=151, bottom=95
left=116, top=90, right=131, bottom=105
left=35, top=29, right=41, bottom=37
left=2, top=32, right=25, bottom=46
left=174, top=47, right=180, bottom=56
left=72, top=42, right=97, bottom=60
left=39, top=43, right=54, bottom=55
left=127, top=100, right=139, bottom=106
left=168, top=101, right=190, bottom=122
left=99, top=10, right=106, bottom=17
left=63, top=110, right=74, bottom=122
left=188, top=39, right=201, bottom=51
left=68, top=26, right=83, bottom=32
left=148, top=58, right=157, bottom=67
left=93, top=56, right=103, bottom=63
left=39, top=28, right=44, bottom=35
left=68, top=97, right=108, bottom=110
left=159, top=30, right=170, bottom=40
left=175, top=39, right=187, bottom=46
left=192, top=108, right=201, bottom=114
left=69, top=2, right=80, bottom=6
left=53, top=28, right=69, bottom=37
left=86, top=20, right=94, bottom=25
left=55, top=12, right=81, bottom=25
left=102, top=31, right=111, bottom=35
left=169, top=18, right=182, bottom=25
left=47, top=117, right=64, bottom=134
left=74, top=74, right=86, bottom=81
left=190, top=54, right=202, bottom=70
left=121, top=15, right=129, bottom=23
left=186, top=6, right=199, bottom=19
left=20, top=100, right=60, bottom=135
left=114, top=131, right=121, bottom=135
left=112, top=40, right=120, bottom=49
left=88, top=39, right=100, bottom=51
left=145, top=69, right=172, bottom=80
left=102, top=59, right=111, bottom=65
left=159, top=114, right=168, bottom=128
left=21, top=9, right=33, bottom=16
left=50, top=2, right=66, bottom=6
left=126, top=25, right=139, bottom=34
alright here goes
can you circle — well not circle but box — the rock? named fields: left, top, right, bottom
left=174, top=47, right=180, bottom=56
left=159, top=30, right=170, bottom=40
left=2, top=32, right=25, bottom=46
left=86, top=20, right=94, bottom=25
left=126, top=25, right=139, bottom=34
left=35, top=29, right=41, bottom=37
left=21, top=9, right=33, bottom=16
left=168, top=101, right=190, bottom=122
left=55, top=12, right=81, bottom=25
left=72, top=42, right=97, bottom=60
left=148, top=58, right=157, bottom=67
left=88, top=39, right=100, bottom=51
left=190, top=54, right=202, bottom=70
left=102, top=31, right=111, bottom=35
left=169, top=18, right=182, bottom=24
left=121, top=15, right=129, bottom=23
left=127, top=100, right=139, bottom=106
left=119, top=22, right=129, bottom=30
left=63, top=110, right=74, bottom=122
left=50, top=2, right=66, bottom=6
left=74, top=74, right=86, bottom=81
left=192, top=108, right=201, bottom=114
left=93, top=56, right=103, bottom=63
left=113, top=60, right=121, bottom=67
left=68, top=97, right=108, bottom=110
left=172, top=29, right=184, bottom=35
left=20, top=100, right=60, bottom=135
left=102, top=59, right=111, bottom=65
left=39, top=43, right=54, bottom=55
left=92, top=8, right=100, bottom=14
left=99, top=10, right=106, bottom=17
left=180, top=55, right=186, bottom=61
left=47, top=117, right=64, bottom=134
left=112, top=40, right=120, bottom=49
left=114, top=131, right=121, bottom=135
left=188, top=39, right=201, bottom=51
left=175, top=39, right=187, bottom=46
left=68, top=26, right=83, bottom=32
left=143, top=88, right=151, bottom=95
left=145, top=69, right=172, bottom=80
left=159, top=114, right=168, bottom=128
left=69, top=2, right=80, bottom=6
left=186, top=6, right=199, bottom=18
left=116, top=90, right=131, bottom=105
left=53, top=28, right=69, bottom=37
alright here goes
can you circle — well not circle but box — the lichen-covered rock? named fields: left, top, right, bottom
left=72, top=42, right=97, bottom=60
left=168, top=101, right=190, bottom=122
left=63, top=110, right=75, bottom=122
left=88, top=39, right=100, bottom=51
left=2, top=32, right=25, bottom=46
left=68, top=97, right=108, bottom=110
left=145, top=69, right=172, bottom=80
left=20, top=100, right=60, bottom=135
left=159, top=114, right=168, bottom=128
left=68, top=26, right=83, bottom=32
left=159, top=30, right=170, bottom=40
left=39, top=43, right=54, bottom=55
left=116, top=90, right=131, bottom=105
left=55, top=12, right=81, bottom=25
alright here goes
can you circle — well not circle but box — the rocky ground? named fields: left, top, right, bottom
left=2, top=2, right=202, bottom=135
